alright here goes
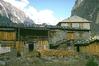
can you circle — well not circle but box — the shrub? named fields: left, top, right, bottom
left=86, top=58, right=98, bottom=66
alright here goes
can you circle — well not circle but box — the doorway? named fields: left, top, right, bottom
left=76, top=46, right=80, bottom=52
left=28, top=42, right=34, bottom=52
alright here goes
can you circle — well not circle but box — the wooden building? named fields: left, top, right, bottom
left=18, top=26, right=49, bottom=51
left=1, top=15, right=99, bottom=57
left=0, top=27, right=16, bottom=48
left=0, top=25, right=49, bottom=54
left=56, top=16, right=99, bottom=56
left=57, top=16, right=91, bottom=40
left=75, top=38, right=99, bottom=56
left=47, top=16, right=91, bottom=50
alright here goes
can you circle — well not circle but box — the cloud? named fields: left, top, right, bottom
left=24, top=6, right=59, bottom=25
left=3, top=0, right=61, bottom=25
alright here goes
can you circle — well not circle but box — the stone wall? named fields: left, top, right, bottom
left=49, top=30, right=66, bottom=45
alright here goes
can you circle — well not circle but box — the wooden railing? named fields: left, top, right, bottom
left=20, top=36, right=48, bottom=41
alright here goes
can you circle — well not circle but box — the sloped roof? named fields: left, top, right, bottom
left=60, top=15, right=91, bottom=23
left=74, top=35, right=99, bottom=46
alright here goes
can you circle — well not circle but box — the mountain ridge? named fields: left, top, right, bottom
left=71, top=0, right=99, bottom=35
left=0, top=0, right=34, bottom=24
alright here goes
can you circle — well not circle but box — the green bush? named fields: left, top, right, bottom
left=27, top=50, right=41, bottom=58
left=86, top=58, right=98, bottom=66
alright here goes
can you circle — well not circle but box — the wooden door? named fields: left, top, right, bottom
left=67, top=32, right=75, bottom=40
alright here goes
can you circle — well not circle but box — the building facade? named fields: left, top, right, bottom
left=57, top=15, right=91, bottom=40
left=1, top=15, right=99, bottom=57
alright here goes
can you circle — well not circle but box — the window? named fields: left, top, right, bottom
left=83, top=23, right=90, bottom=29
left=72, top=23, right=79, bottom=28
left=61, top=23, right=69, bottom=27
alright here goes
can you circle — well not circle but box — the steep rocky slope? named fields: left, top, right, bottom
left=72, top=0, right=99, bottom=35
left=0, top=0, right=34, bottom=24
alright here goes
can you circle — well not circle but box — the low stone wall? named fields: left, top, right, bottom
left=40, top=50, right=77, bottom=57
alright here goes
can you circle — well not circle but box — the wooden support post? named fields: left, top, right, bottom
left=18, top=28, right=20, bottom=41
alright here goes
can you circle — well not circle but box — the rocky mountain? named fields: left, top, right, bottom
left=0, top=0, right=34, bottom=25
left=71, top=0, right=99, bottom=35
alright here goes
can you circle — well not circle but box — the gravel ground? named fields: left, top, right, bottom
left=0, top=52, right=99, bottom=66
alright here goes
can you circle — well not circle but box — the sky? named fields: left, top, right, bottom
left=4, top=0, right=75, bottom=25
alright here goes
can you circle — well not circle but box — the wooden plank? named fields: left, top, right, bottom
left=0, top=31, right=16, bottom=40
left=16, top=41, right=24, bottom=52
left=80, top=43, right=99, bottom=56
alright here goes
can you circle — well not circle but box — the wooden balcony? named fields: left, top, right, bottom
left=19, top=36, right=48, bottom=41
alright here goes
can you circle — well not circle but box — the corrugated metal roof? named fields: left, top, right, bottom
left=60, top=15, right=91, bottom=23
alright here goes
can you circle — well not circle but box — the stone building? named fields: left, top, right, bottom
left=47, top=16, right=91, bottom=50
left=57, top=15, right=91, bottom=40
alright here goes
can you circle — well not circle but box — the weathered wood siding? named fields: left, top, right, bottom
left=0, top=31, right=16, bottom=40
left=0, top=41, right=24, bottom=52
left=80, top=41, right=99, bottom=56
left=35, top=39, right=48, bottom=51
left=16, top=41, right=24, bottom=52
left=0, top=41, right=15, bottom=48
